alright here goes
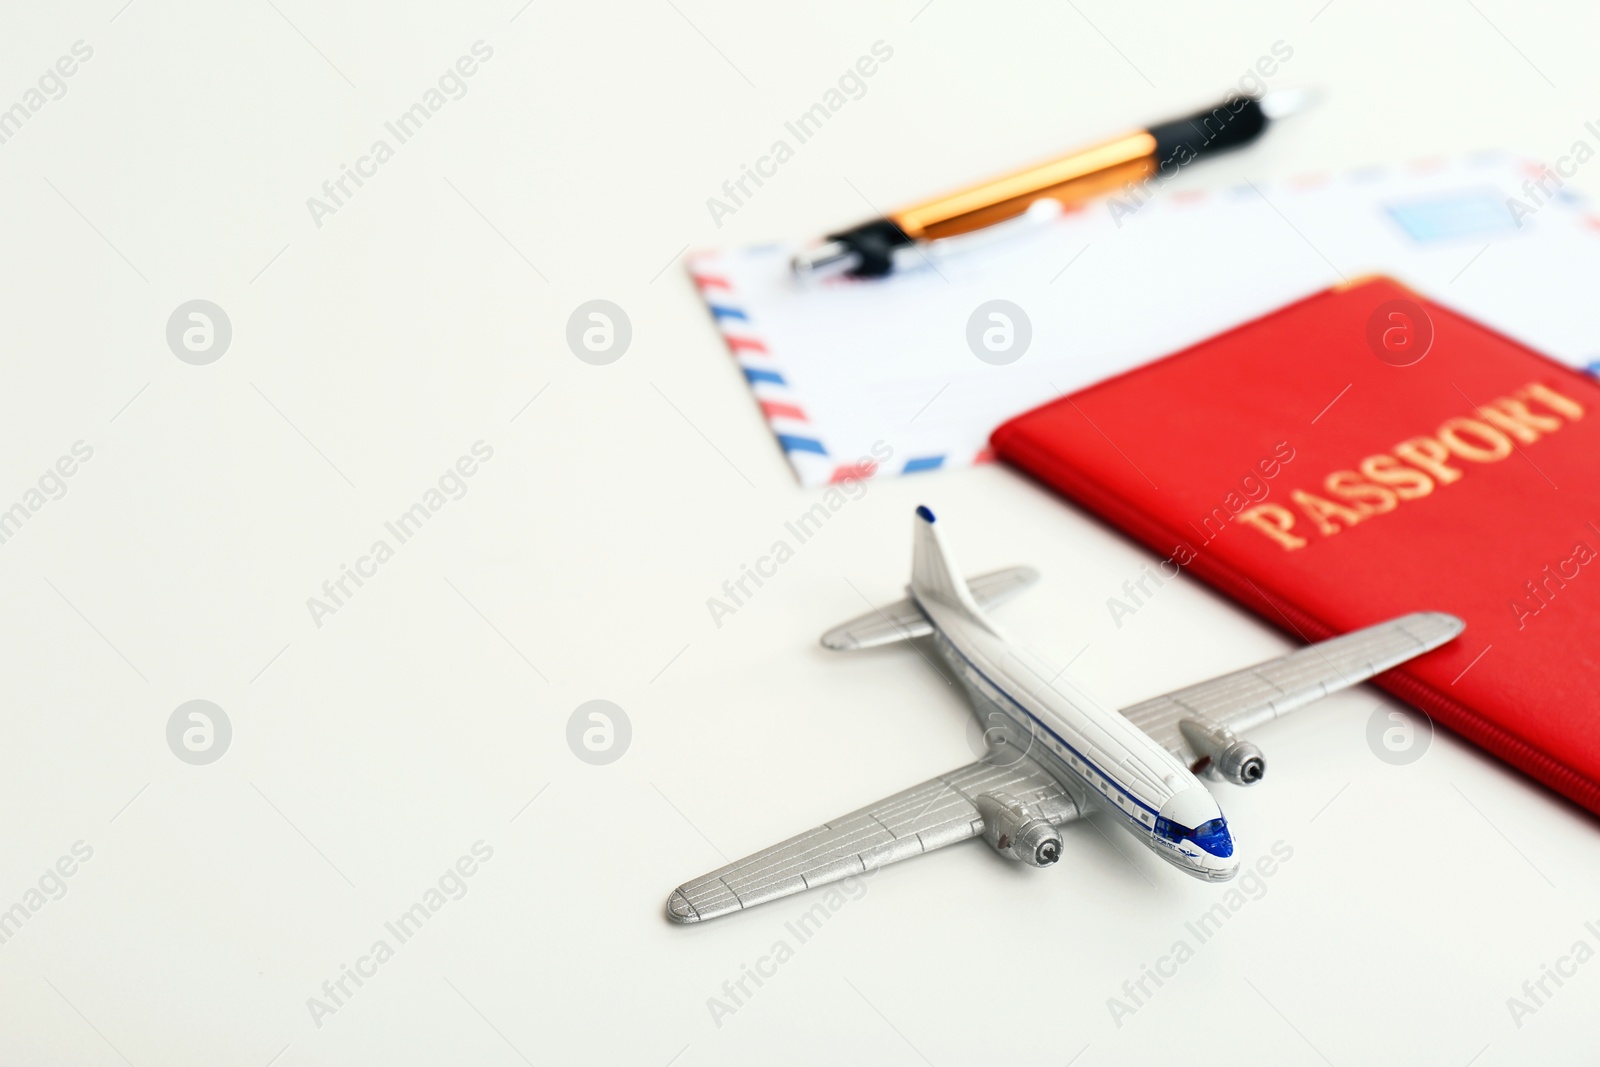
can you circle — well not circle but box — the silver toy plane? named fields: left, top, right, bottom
left=666, top=506, right=1464, bottom=924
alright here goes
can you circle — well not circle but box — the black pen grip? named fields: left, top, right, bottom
left=1148, top=97, right=1267, bottom=166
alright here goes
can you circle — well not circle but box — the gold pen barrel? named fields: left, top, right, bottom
left=888, top=130, right=1158, bottom=240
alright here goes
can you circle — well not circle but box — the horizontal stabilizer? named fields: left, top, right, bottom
left=820, top=565, right=1039, bottom=651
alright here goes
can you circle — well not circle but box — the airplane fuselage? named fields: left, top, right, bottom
left=912, top=589, right=1240, bottom=882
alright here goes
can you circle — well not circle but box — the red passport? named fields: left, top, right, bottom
left=992, top=277, right=1600, bottom=815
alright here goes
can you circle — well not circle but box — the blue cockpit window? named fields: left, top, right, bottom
left=1193, top=818, right=1234, bottom=858
left=1155, top=816, right=1234, bottom=858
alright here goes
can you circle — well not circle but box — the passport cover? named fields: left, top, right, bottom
left=991, top=276, right=1600, bottom=815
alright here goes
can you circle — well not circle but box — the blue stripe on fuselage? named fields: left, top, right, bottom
left=928, top=623, right=1161, bottom=823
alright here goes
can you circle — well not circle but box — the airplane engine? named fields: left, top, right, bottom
left=1179, top=717, right=1265, bottom=786
left=975, top=792, right=1062, bottom=867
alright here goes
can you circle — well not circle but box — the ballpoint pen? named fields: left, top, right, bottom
left=791, top=88, right=1316, bottom=280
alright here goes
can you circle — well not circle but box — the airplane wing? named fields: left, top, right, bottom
left=819, top=565, right=1039, bottom=651
left=1118, top=611, right=1465, bottom=761
left=667, top=753, right=1077, bottom=923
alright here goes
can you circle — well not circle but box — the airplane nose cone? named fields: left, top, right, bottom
left=1168, top=853, right=1238, bottom=881
left=666, top=889, right=700, bottom=924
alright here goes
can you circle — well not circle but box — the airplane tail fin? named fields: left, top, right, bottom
left=910, top=506, right=1001, bottom=634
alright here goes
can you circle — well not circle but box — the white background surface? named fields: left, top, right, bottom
left=2, top=1, right=1598, bottom=1064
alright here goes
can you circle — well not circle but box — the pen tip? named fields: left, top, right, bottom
left=1259, top=86, right=1321, bottom=121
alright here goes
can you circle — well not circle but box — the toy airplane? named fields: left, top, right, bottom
left=666, top=506, right=1464, bottom=924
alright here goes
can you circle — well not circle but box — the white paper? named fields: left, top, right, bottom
left=689, top=154, right=1600, bottom=485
